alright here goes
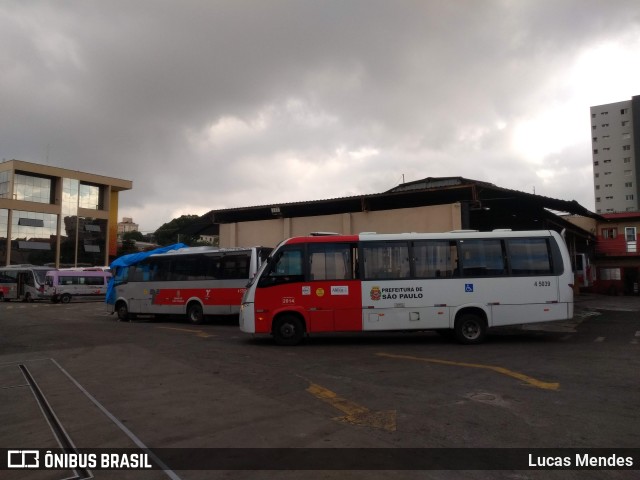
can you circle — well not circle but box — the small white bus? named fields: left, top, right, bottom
left=44, top=270, right=112, bottom=303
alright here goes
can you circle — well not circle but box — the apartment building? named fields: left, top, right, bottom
left=0, top=159, right=132, bottom=267
left=591, top=95, right=640, bottom=213
left=117, top=217, right=139, bottom=235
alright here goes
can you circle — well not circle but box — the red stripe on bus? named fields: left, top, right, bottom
left=152, top=288, right=246, bottom=306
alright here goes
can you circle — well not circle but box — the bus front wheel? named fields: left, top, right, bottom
left=116, top=302, right=129, bottom=322
left=454, top=313, right=487, bottom=345
left=60, top=294, right=72, bottom=304
left=187, top=303, right=204, bottom=325
left=273, top=315, right=305, bottom=346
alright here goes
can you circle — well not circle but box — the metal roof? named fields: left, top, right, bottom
left=182, top=176, right=600, bottom=236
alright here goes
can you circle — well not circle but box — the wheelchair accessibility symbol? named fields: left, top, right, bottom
left=464, top=284, right=474, bottom=293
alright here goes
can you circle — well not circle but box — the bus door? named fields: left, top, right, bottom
left=255, top=243, right=361, bottom=334
left=16, top=272, right=28, bottom=298
left=306, top=243, right=361, bottom=332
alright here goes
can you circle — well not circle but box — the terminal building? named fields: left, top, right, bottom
left=0, top=159, right=132, bottom=267
left=184, top=176, right=599, bottom=257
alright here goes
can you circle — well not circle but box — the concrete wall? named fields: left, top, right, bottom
left=219, top=203, right=462, bottom=247
left=563, top=215, right=598, bottom=235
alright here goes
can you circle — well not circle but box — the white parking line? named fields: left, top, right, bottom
left=594, top=336, right=605, bottom=343
left=51, top=358, right=182, bottom=480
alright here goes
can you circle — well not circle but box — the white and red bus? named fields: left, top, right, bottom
left=109, top=246, right=272, bottom=323
left=239, top=230, right=574, bottom=345
left=0, top=265, right=52, bottom=302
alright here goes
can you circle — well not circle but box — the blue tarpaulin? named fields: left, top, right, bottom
left=105, top=243, right=187, bottom=304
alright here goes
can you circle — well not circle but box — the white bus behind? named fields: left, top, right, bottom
left=44, top=270, right=112, bottom=303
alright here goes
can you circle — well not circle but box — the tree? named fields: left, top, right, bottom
left=117, top=238, right=138, bottom=256
left=122, top=230, right=144, bottom=242
left=154, top=215, right=201, bottom=246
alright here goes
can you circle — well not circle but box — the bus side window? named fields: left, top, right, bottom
left=113, top=267, right=129, bottom=285
left=308, top=243, right=353, bottom=281
left=458, top=239, right=506, bottom=277
left=362, top=242, right=410, bottom=280
left=507, top=238, right=553, bottom=275
left=412, top=240, right=457, bottom=278
left=258, top=247, right=304, bottom=286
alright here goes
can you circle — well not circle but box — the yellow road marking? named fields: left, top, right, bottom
left=305, top=381, right=396, bottom=432
left=377, top=353, right=559, bottom=391
left=158, top=327, right=215, bottom=338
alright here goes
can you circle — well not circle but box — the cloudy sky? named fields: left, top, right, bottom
left=2, top=1, right=640, bottom=233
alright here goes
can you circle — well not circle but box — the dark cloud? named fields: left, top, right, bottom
left=2, top=0, right=640, bottom=231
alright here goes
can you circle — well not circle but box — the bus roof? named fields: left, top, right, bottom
left=282, top=230, right=560, bottom=244
left=46, top=270, right=110, bottom=276
left=150, top=246, right=262, bottom=257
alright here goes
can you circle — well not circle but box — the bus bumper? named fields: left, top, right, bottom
left=239, top=302, right=256, bottom=333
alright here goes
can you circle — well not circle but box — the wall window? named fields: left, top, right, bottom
left=625, top=227, right=637, bottom=242
left=79, top=183, right=101, bottom=210
left=62, top=178, right=79, bottom=215
left=622, top=133, right=631, bottom=139
left=621, top=108, right=629, bottom=114
left=625, top=182, right=633, bottom=188
left=623, top=145, right=631, bottom=151
left=13, top=173, right=52, bottom=204
left=624, top=170, right=633, bottom=176
left=603, top=159, right=611, bottom=163
left=600, top=268, right=621, bottom=280
left=602, top=228, right=617, bottom=239
left=0, top=171, right=10, bottom=199
left=594, top=161, right=599, bottom=166
left=626, top=195, right=634, bottom=201
left=624, top=157, right=632, bottom=163
left=10, top=210, right=57, bottom=265
left=622, top=120, right=629, bottom=126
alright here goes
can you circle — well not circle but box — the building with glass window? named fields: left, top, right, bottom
left=590, top=95, right=640, bottom=213
left=0, top=159, right=132, bottom=267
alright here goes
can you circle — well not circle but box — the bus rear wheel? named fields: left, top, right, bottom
left=454, top=313, right=487, bottom=345
left=187, top=303, right=204, bottom=325
left=273, top=315, right=305, bottom=346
